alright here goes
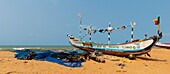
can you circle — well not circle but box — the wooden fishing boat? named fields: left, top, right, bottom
left=155, top=42, right=170, bottom=49
left=67, top=34, right=159, bottom=57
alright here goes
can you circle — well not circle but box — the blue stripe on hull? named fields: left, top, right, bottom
left=82, top=46, right=142, bottom=52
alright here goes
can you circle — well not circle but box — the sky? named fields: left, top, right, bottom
left=0, top=0, right=169, bottom=45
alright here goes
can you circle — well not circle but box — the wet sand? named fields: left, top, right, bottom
left=0, top=48, right=169, bottom=74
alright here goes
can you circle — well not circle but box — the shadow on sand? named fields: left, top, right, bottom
left=136, top=56, right=167, bottom=62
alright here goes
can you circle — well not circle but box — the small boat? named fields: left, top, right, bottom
left=67, top=34, right=159, bottom=57
left=155, top=42, right=170, bottom=49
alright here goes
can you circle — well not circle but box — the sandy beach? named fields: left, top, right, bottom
left=0, top=48, right=169, bottom=74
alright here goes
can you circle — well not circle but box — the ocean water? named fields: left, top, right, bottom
left=0, top=45, right=73, bottom=50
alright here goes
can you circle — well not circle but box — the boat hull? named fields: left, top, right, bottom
left=71, top=44, right=153, bottom=57
left=155, top=43, right=170, bottom=49
left=68, top=35, right=158, bottom=57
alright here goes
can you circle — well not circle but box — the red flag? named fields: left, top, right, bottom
left=153, top=16, right=160, bottom=25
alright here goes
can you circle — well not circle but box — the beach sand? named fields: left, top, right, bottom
left=0, top=48, right=169, bottom=74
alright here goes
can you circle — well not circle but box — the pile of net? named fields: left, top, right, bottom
left=14, top=49, right=88, bottom=68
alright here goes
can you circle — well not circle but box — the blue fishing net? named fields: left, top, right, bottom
left=14, top=49, right=83, bottom=68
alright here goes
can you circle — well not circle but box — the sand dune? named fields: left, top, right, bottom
left=0, top=48, right=170, bottom=74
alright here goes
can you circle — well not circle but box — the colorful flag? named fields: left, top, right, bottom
left=88, top=29, right=92, bottom=34
left=153, top=16, right=160, bottom=25
left=153, top=16, right=161, bottom=35
left=77, top=13, right=82, bottom=19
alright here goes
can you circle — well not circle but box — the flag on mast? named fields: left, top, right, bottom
left=77, top=13, right=82, bottom=19
left=153, top=16, right=161, bottom=34
left=153, top=16, right=160, bottom=25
